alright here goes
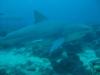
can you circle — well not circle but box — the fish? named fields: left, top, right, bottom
left=0, top=10, right=91, bottom=52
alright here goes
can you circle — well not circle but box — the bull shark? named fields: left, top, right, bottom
left=0, top=10, right=91, bottom=53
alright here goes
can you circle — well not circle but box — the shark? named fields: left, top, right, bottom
left=0, top=10, right=91, bottom=53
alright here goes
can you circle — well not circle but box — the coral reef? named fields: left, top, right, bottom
left=0, top=24, right=100, bottom=75
left=0, top=51, right=53, bottom=75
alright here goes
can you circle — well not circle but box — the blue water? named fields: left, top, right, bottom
left=0, top=0, right=100, bottom=27
left=0, top=0, right=100, bottom=75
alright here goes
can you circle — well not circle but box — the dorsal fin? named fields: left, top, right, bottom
left=34, top=10, right=47, bottom=24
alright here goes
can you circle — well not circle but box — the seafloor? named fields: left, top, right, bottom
left=0, top=24, right=100, bottom=75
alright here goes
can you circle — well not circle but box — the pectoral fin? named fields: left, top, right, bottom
left=49, top=37, right=65, bottom=53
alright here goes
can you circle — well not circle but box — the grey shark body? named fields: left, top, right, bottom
left=0, top=11, right=91, bottom=52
